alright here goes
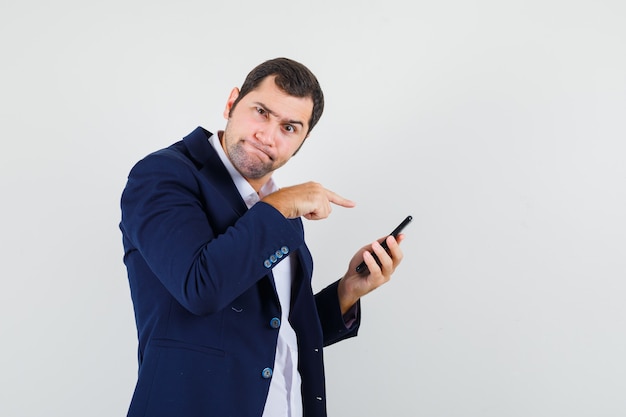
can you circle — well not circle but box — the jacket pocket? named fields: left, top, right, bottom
left=150, top=338, right=226, bottom=357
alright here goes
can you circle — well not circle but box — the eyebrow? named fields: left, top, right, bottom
left=253, top=101, right=305, bottom=129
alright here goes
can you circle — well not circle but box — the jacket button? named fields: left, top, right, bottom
left=270, top=317, right=281, bottom=329
left=264, top=259, right=272, bottom=268
left=280, top=246, right=289, bottom=255
left=275, top=250, right=284, bottom=259
left=270, top=254, right=277, bottom=263
left=262, top=367, right=273, bottom=379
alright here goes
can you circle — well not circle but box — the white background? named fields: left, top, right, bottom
left=1, top=0, right=625, bottom=416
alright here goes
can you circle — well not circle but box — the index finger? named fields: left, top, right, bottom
left=325, top=189, right=356, bottom=208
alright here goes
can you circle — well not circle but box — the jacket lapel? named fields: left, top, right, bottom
left=182, top=127, right=314, bottom=302
left=182, top=127, right=248, bottom=216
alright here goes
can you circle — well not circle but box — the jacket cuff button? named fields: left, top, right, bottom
left=262, top=367, right=273, bottom=379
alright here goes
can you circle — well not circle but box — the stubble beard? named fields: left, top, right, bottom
left=225, top=136, right=274, bottom=180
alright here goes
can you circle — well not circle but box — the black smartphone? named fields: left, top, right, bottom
left=355, top=215, right=413, bottom=274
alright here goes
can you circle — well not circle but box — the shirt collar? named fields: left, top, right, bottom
left=208, top=132, right=278, bottom=209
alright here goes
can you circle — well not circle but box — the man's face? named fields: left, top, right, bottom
left=221, top=76, right=313, bottom=190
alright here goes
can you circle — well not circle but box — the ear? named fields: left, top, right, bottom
left=223, top=87, right=240, bottom=119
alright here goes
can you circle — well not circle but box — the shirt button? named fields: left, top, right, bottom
left=262, top=367, right=273, bottom=379
left=270, top=317, right=281, bottom=329
left=281, top=246, right=289, bottom=255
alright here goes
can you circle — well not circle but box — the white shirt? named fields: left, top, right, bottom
left=208, top=133, right=303, bottom=417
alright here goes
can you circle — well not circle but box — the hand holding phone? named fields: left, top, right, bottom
left=355, top=215, right=412, bottom=274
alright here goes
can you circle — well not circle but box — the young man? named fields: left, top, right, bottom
left=120, top=57, right=404, bottom=417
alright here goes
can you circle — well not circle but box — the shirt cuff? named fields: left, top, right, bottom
left=342, top=302, right=359, bottom=329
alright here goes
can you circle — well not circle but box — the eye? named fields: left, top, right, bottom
left=284, top=124, right=295, bottom=133
left=256, top=107, right=267, bottom=117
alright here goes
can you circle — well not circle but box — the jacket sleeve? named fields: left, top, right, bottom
left=315, top=280, right=361, bottom=347
left=120, top=151, right=305, bottom=316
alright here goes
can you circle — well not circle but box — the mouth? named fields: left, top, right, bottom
left=244, top=139, right=275, bottom=161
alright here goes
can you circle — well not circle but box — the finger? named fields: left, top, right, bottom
left=385, top=235, right=404, bottom=266
left=325, top=189, right=356, bottom=208
left=362, top=249, right=382, bottom=275
left=371, top=239, right=394, bottom=271
left=304, top=197, right=332, bottom=220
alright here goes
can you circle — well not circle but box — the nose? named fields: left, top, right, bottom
left=255, top=122, right=279, bottom=146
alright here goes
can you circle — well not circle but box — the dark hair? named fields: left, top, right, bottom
left=230, top=57, right=324, bottom=135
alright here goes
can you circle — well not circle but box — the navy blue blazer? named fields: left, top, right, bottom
left=120, top=127, right=360, bottom=417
